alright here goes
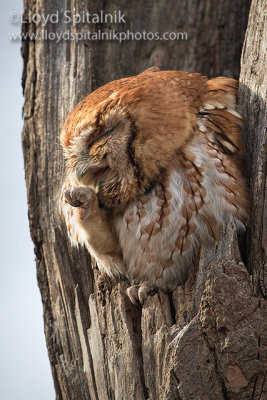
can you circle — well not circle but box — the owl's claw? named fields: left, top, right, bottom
left=64, top=186, right=98, bottom=220
left=126, top=286, right=140, bottom=306
left=64, top=186, right=96, bottom=207
left=64, top=188, right=83, bottom=207
left=126, top=285, right=155, bottom=306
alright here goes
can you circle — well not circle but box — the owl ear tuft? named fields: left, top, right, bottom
left=138, top=66, right=161, bottom=75
left=138, top=65, right=172, bottom=76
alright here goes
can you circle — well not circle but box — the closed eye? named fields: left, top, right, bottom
left=88, top=126, right=116, bottom=151
left=93, top=137, right=111, bottom=152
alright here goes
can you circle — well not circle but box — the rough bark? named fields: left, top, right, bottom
left=239, top=0, right=267, bottom=294
left=21, top=0, right=267, bottom=399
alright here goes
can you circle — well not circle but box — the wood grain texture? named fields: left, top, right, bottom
left=21, top=0, right=267, bottom=399
left=239, top=0, right=267, bottom=294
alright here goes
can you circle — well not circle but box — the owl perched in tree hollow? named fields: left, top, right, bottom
left=60, top=67, right=248, bottom=305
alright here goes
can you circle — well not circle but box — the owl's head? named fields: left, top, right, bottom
left=60, top=69, right=205, bottom=207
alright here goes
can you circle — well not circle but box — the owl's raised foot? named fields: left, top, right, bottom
left=126, top=284, right=155, bottom=306
left=64, top=186, right=98, bottom=220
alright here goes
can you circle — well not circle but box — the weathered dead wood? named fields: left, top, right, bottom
left=239, top=0, right=267, bottom=295
left=22, top=0, right=267, bottom=399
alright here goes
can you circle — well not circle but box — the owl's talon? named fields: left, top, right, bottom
left=64, top=186, right=98, bottom=221
left=138, top=285, right=154, bottom=305
left=126, top=286, right=140, bottom=306
left=126, top=285, right=154, bottom=306
left=64, top=188, right=83, bottom=207
left=64, top=186, right=97, bottom=208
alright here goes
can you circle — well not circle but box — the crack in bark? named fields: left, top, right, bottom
left=133, top=307, right=149, bottom=399
left=170, top=369, right=182, bottom=400
left=167, top=292, right=177, bottom=325
left=259, top=369, right=267, bottom=400
left=202, top=331, right=230, bottom=400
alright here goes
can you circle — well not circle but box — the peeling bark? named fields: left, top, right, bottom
left=22, top=0, right=267, bottom=399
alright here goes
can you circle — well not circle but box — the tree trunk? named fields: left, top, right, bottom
left=22, top=0, right=267, bottom=399
left=239, top=0, right=267, bottom=292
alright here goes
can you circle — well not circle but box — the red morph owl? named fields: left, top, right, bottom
left=59, top=67, right=248, bottom=305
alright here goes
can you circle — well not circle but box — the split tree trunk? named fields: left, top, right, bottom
left=22, top=0, right=267, bottom=399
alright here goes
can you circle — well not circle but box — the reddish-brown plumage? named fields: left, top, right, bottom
left=60, top=67, right=249, bottom=304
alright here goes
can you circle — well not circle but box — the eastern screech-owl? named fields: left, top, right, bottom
left=59, top=67, right=248, bottom=305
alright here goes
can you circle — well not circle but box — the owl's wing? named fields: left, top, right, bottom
left=199, top=78, right=243, bottom=154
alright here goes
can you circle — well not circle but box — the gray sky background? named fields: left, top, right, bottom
left=0, top=1, right=55, bottom=399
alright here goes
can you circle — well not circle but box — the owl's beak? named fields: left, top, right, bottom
left=76, top=164, right=109, bottom=185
